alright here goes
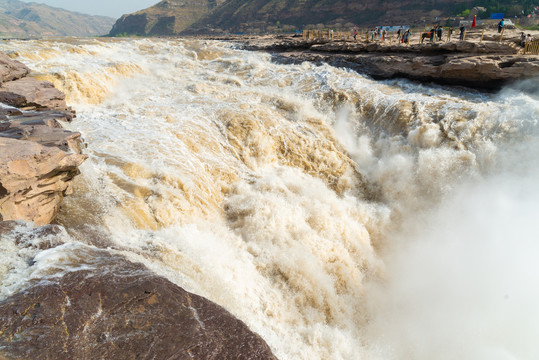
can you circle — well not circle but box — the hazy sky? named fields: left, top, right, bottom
left=20, top=0, right=159, bottom=18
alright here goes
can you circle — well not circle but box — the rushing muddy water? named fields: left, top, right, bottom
left=0, top=37, right=538, bottom=359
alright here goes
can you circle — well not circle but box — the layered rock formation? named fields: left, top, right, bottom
left=237, top=31, right=539, bottom=89
left=0, top=54, right=85, bottom=225
left=0, top=227, right=277, bottom=360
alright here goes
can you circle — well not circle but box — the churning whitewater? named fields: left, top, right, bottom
left=0, top=37, right=538, bottom=359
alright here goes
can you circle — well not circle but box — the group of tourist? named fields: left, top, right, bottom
left=343, top=20, right=535, bottom=48
left=368, top=27, right=387, bottom=42
left=364, top=23, right=465, bottom=45
left=364, top=27, right=412, bottom=44
left=396, top=28, right=412, bottom=44
left=520, top=31, right=535, bottom=46
left=427, top=25, right=445, bottom=42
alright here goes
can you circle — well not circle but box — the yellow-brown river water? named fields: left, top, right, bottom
left=0, top=37, right=538, bottom=359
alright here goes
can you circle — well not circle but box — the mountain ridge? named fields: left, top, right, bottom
left=109, top=0, right=226, bottom=36
left=109, top=0, right=539, bottom=36
left=0, top=0, right=114, bottom=38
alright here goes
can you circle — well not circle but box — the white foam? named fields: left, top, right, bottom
left=0, top=37, right=538, bottom=359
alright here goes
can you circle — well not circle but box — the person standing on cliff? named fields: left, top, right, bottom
left=397, top=28, right=401, bottom=42
left=437, top=26, right=443, bottom=41
left=403, top=29, right=411, bottom=44
left=459, top=24, right=466, bottom=40
left=498, top=18, right=504, bottom=33
left=448, top=27, right=454, bottom=41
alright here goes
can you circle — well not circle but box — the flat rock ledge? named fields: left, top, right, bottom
left=0, top=53, right=86, bottom=225
left=0, top=53, right=75, bottom=119
left=230, top=33, right=539, bottom=89
left=0, top=224, right=277, bottom=360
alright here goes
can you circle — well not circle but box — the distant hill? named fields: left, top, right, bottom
left=0, top=0, right=114, bottom=38
left=187, top=0, right=539, bottom=34
left=108, top=0, right=227, bottom=36
left=110, top=0, right=539, bottom=36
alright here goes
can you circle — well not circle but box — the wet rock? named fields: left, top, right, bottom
left=274, top=51, right=539, bottom=89
left=0, top=107, right=23, bottom=120
left=0, top=220, right=65, bottom=249
left=0, top=111, right=83, bottom=152
left=0, top=246, right=278, bottom=360
left=0, top=135, right=87, bottom=225
left=0, top=52, right=85, bottom=225
left=0, top=77, right=75, bottom=120
left=236, top=34, right=539, bottom=90
left=0, top=53, right=30, bottom=84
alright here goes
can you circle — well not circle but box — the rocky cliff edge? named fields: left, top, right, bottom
left=231, top=28, right=539, bottom=90
left=0, top=53, right=86, bottom=225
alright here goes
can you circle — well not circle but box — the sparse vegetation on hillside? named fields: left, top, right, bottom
left=108, top=0, right=226, bottom=36
left=0, top=0, right=114, bottom=37
left=110, top=0, right=539, bottom=36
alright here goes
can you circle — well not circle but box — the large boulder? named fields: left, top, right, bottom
left=0, top=240, right=278, bottom=360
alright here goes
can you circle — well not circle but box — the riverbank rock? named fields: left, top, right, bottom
left=0, top=77, right=75, bottom=120
left=274, top=51, right=539, bottom=89
left=0, top=242, right=278, bottom=360
left=228, top=31, right=539, bottom=89
left=0, top=53, right=30, bottom=84
left=0, top=121, right=87, bottom=225
left=0, top=52, right=86, bottom=225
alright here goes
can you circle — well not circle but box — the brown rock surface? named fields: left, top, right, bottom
left=0, top=244, right=277, bottom=360
left=0, top=53, right=30, bottom=84
left=0, top=110, right=87, bottom=225
left=277, top=51, right=539, bottom=88
left=0, top=112, right=84, bottom=152
left=0, top=77, right=75, bottom=119
left=0, top=53, right=85, bottom=225
left=0, top=135, right=87, bottom=225
left=232, top=31, right=539, bottom=89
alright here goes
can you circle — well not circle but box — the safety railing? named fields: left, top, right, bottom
left=302, top=30, right=352, bottom=40
left=524, top=40, right=539, bottom=55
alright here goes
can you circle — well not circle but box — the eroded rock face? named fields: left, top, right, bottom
left=0, top=53, right=30, bottom=84
left=0, top=244, right=278, bottom=360
left=0, top=53, right=85, bottom=225
left=0, top=110, right=87, bottom=226
left=0, top=135, right=87, bottom=225
left=0, top=77, right=75, bottom=120
left=310, top=52, right=539, bottom=89
left=239, top=34, right=539, bottom=89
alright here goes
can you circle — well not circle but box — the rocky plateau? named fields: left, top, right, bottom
left=229, top=28, right=539, bottom=89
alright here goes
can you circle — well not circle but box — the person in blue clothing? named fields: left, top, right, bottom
left=459, top=24, right=466, bottom=40
left=498, top=18, right=505, bottom=33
